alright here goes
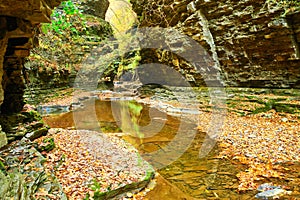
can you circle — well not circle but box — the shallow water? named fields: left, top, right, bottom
left=42, top=99, right=298, bottom=199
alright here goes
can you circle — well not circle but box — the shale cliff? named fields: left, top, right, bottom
left=131, top=0, right=300, bottom=88
left=0, top=0, right=65, bottom=149
left=0, top=0, right=62, bottom=113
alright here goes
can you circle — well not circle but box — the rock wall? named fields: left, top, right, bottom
left=0, top=126, right=7, bottom=148
left=23, top=0, right=113, bottom=105
left=131, top=0, right=300, bottom=88
left=0, top=0, right=63, bottom=147
left=0, top=21, right=6, bottom=106
left=0, top=0, right=62, bottom=113
left=78, top=0, right=110, bottom=19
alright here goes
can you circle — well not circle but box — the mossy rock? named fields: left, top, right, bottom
left=0, top=139, right=67, bottom=199
left=25, top=127, right=49, bottom=141
left=91, top=170, right=154, bottom=200
left=21, top=110, right=42, bottom=122
left=36, top=137, right=55, bottom=152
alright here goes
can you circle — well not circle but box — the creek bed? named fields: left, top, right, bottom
left=40, top=98, right=299, bottom=199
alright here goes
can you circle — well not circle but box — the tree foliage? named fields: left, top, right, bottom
left=27, top=0, right=113, bottom=76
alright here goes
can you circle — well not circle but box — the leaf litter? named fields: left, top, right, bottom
left=198, top=109, right=300, bottom=192
left=35, top=128, right=153, bottom=199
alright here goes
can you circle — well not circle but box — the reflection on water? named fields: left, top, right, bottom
left=37, top=105, right=70, bottom=115
left=43, top=100, right=255, bottom=199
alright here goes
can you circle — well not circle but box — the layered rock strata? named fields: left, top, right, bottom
left=131, top=0, right=300, bottom=88
left=0, top=0, right=62, bottom=113
left=0, top=0, right=63, bottom=147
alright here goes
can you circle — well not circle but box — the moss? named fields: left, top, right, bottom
left=250, top=99, right=298, bottom=114
left=22, top=110, right=42, bottom=122
left=36, top=138, right=55, bottom=152
left=0, top=161, right=6, bottom=173
left=90, top=169, right=154, bottom=200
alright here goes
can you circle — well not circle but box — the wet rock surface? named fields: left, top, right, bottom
left=0, top=0, right=63, bottom=112
left=255, top=183, right=292, bottom=199
left=39, top=86, right=300, bottom=199
left=0, top=110, right=49, bottom=142
left=0, top=138, right=66, bottom=200
left=136, top=86, right=300, bottom=117
left=24, top=0, right=114, bottom=106
left=77, top=0, right=110, bottom=19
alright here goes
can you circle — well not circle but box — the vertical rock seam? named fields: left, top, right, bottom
left=131, top=0, right=300, bottom=88
left=197, top=10, right=225, bottom=85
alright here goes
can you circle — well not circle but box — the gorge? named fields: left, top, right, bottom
left=0, top=0, right=299, bottom=199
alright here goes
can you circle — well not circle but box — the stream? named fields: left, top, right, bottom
left=41, top=98, right=271, bottom=199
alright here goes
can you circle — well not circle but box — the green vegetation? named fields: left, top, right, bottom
left=251, top=99, right=298, bottom=114
left=85, top=169, right=154, bottom=200
left=37, top=137, right=56, bottom=152
left=27, top=0, right=113, bottom=75
left=0, top=161, right=6, bottom=173
left=22, top=110, right=43, bottom=121
left=42, top=0, right=112, bottom=39
left=26, top=0, right=140, bottom=90
left=87, top=179, right=112, bottom=200
left=116, top=52, right=141, bottom=78
left=119, top=101, right=144, bottom=141
left=42, top=0, right=84, bottom=35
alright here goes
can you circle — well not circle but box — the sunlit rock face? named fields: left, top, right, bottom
left=78, top=0, right=110, bottom=19
left=0, top=126, right=7, bottom=148
left=0, top=0, right=62, bottom=23
left=0, top=33, right=6, bottom=106
left=131, top=0, right=300, bottom=88
left=0, top=0, right=62, bottom=112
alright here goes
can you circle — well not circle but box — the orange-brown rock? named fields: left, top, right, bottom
left=0, top=0, right=63, bottom=112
